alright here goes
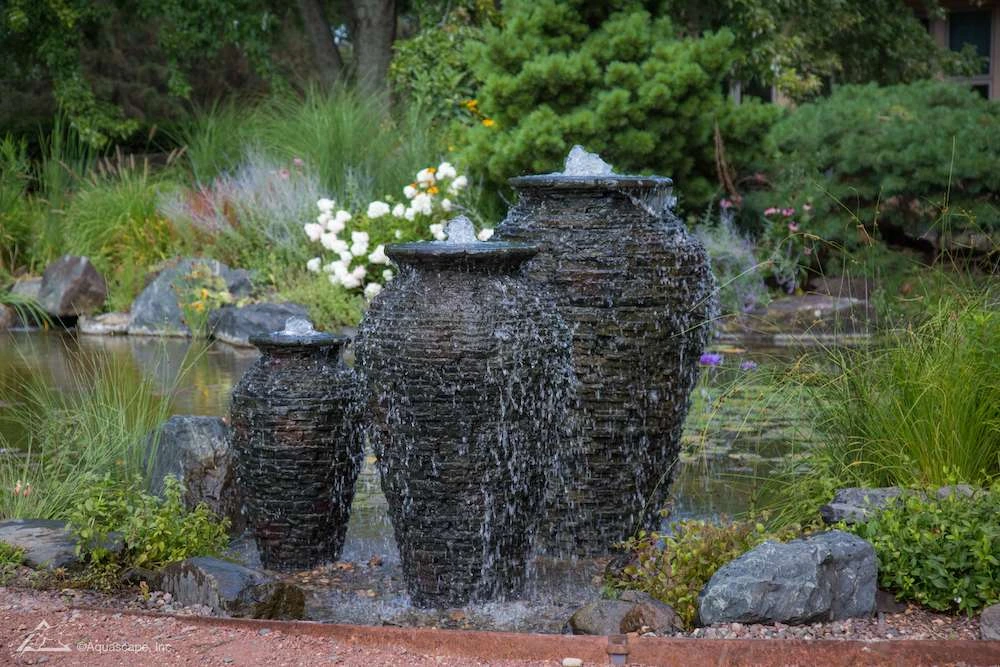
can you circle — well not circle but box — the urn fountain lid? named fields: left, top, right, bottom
left=508, top=145, right=673, bottom=191
left=387, top=216, right=538, bottom=271
left=249, top=317, right=349, bottom=350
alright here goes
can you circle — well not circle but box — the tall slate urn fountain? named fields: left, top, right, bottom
left=354, top=217, right=575, bottom=607
left=498, top=148, right=717, bottom=556
left=230, top=318, right=363, bottom=571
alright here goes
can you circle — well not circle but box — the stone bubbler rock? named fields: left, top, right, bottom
left=354, top=217, right=576, bottom=607
left=230, top=317, right=363, bottom=571
left=498, top=147, right=718, bottom=556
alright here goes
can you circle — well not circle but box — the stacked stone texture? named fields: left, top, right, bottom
left=230, top=334, right=362, bottom=571
left=354, top=243, right=575, bottom=607
left=498, top=176, right=717, bottom=556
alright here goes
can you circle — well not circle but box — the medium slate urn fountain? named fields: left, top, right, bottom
left=354, top=217, right=576, bottom=607
left=497, top=147, right=717, bottom=556
left=230, top=317, right=363, bottom=571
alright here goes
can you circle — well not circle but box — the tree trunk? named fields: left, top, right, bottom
left=297, top=0, right=345, bottom=89
left=350, top=0, right=396, bottom=93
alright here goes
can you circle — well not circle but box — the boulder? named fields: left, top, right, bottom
left=207, top=302, right=309, bottom=347
left=78, top=311, right=130, bottom=336
left=145, top=416, right=242, bottom=530
left=158, top=557, right=305, bottom=619
left=568, top=591, right=683, bottom=635
left=127, top=258, right=254, bottom=337
left=0, top=519, right=121, bottom=569
left=981, top=603, right=1000, bottom=640
left=10, top=277, right=42, bottom=301
left=698, top=530, right=877, bottom=626
left=821, top=485, right=979, bottom=525
left=820, top=487, right=904, bottom=524
left=38, top=255, right=107, bottom=317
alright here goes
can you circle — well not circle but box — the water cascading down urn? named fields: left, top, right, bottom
left=497, top=148, right=718, bottom=556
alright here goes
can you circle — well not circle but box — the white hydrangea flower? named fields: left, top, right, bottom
left=429, top=223, right=446, bottom=241
left=320, top=232, right=341, bottom=250
left=437, top=162, right=457, bottom=180
left=382, top=269, right=394, bottom=282
left=403, top=184, right=418, bottom=200
left=338, top=250, right=354, bottom=263
left=317, top=211, right=332, bottom=226
left=411, top=192, right=433, bottom=216
left=363, top=282, right=383, bottom=300
left=341, top=274, right=361, bottom=289
left=367, top=201, right=391, bottom=219
left=392, top=203, right=406, bottom=218
left=351, top=231, right=369, bottom=244
left=449, top=175, right=468, bottom=193
left=317, top=198, right=335, bottom=213
left=441, top=198, right=453, bottom=212
left=306, top=257, right=322, bottom=273
left=328, top=273, right=341, bottom=286
left=350, top=231, right=369, bottom=256
left=326, top=237, right=348, bottom=253
left=404, top=207, right=417, bottom=221
left=304, top=223, right=324, bottom=242
left=332, top=261, right=351, bottom=281
left=416, top=168, right=436, bottom=187
left=323, top=262, right=337, bottom=274
left=367, top=244, right=389, bottom=265
left=351, top=265, right=367, bottom=280
left=477, top=228, right=494, bottom=241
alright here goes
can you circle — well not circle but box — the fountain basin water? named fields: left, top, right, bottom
left=354, top=223, right=576, bottom=607
left=230, top=321, right=363, bottom=571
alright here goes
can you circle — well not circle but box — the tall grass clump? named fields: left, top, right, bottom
left=0, top=136, right=40, bottom=274
left=764, top=291, right=1000, bottom=525
left=0, top=349, right=175, bottom=520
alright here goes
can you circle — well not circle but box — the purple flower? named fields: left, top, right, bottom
left=740, top=360, right=758, bottom=371
left=720, top=198, right=733, bottom=210
left=782, top=207, right=796, bottom=217
left=699, top=353, right=723, bottom=367
left=763, top=207, right=778, bottom=217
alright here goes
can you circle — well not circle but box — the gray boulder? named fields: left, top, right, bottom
left=10, top=277, right=42, bottom=301
left=38, top=255, right=107, bottom=317
left=568, top=591, right=683, bottom=635
left=698, top=530, right=877, bottom=626
left=207, top=302, right=309, bottom=347
left=145, top=416, right=242, bottom=530
left=820, top=487, right=904, bottom=524
left=982, top=603, right=1000, bottom=640
left=128, top=258, right=253, bottom=337
left=0, top=305, right=14, bottom=331
left=78, top=311, right=130, bottom=335
left=159, top=557, right=305, bottom=619
left=0, top=519, right=121, bottom=569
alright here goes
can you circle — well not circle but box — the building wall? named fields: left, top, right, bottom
left=925, top=2, right=999, bottom=99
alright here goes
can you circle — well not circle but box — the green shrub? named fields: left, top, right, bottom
left=756, top=80, right=1000, bottom=251
left=761, top=292, right=1000, bottom=526
left=848, top=487, right=1000, bottom=614
left=607, top=518, right=799, bottom=627
left=463, top=0, right=779, bottom=210
left=275, top=272, right=365, bottom=330
left=68, top=475, right=229, bottom=578
left=0, top=540, right=25, bottom=566
left=0, top=135, right=37, bottom=273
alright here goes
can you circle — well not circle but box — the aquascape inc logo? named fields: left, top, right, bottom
left=16, top=620, right=72, bottom=654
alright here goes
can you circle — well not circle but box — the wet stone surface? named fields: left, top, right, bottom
left=230, top=328, right=363, bottom=571
left=499, top=173, right=717, bottom=556
left=354, top=230, right=577, bottom=607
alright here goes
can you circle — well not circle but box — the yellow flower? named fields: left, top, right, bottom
left=464, top=99, right=479, bottom=111
left=428, top=186, right=439, bottom=195
left=428, top=166, right=437, bottom=173
left=482, top=118, right=495, bottom=127
left=191, top=301, right=205, bottom=313
left=199, top=288, right=210, bottom=299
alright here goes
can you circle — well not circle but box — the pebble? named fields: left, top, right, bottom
left=258, top=628, right=271, bottom=636
left=562, top=659, right=583, bottom=667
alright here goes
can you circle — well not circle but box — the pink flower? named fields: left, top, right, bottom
left=782, top=207, right=796, bottom=217
left=788, top=222, right=799, bottom=232
left=278, top=169, right=290, bottom=180
left=720, top=198, right=733, bottom=210
left=293, top=157, right=305, bottom=167
left=803, top=203, right=813, bottom=212
left=764, top=207, right=779, bottom=217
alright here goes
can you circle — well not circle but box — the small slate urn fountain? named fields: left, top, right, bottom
left=230, top=317, right=362, bottom=571
left=354, top=217, right=575, bottom=607
left=498, top=147, right=718, bottom=556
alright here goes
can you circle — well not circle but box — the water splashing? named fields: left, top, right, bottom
left=443, top=215, right=478, bottom=244
left=280, top=316, right=316, bottom=336
left=562, top=145, right=614, bottom=177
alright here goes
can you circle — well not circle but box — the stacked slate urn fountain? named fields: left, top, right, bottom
left=498, top=147, right=717, bottom=556
left=230, top=318, right=363, bottom=571
left=354, top=217, right=576, bottom=607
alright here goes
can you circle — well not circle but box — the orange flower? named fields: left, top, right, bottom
left=428, top=186, right=439, bottom=195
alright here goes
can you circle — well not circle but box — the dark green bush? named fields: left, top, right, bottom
left=462, top=0, right=779, bottom=210
left=756, top=80, right=1000, bottom=250
left=848, top=487, right=1000, bottom=614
